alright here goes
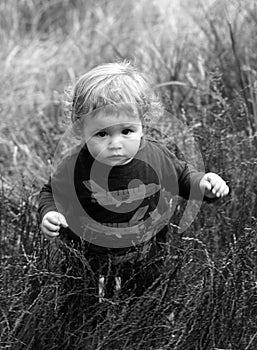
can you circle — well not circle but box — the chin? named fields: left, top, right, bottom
left=105, top=159, right=129, bottom=166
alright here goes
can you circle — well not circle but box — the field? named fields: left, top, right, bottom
left=1, top=0, right=257, bottom=349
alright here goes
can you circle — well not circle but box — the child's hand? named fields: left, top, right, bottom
left=41, top=211, right=68, bottom=239
left=200, top=172, right=229, bottom=199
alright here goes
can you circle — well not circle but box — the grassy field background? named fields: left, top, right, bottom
left=1, top=0, right=257, bottom=349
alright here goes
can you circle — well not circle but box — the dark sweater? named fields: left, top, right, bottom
left=38, top=137, right=205, bottom=257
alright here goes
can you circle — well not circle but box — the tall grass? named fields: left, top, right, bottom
left=1, top=0, right=257, bottom=349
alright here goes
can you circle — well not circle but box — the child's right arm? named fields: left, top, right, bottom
left=38, top=178, right=68, bottom=239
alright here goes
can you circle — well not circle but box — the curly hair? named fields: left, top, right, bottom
left=70, top=61, right=163, bottom=123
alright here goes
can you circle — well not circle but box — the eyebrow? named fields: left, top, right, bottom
left=97, top=123, right=139, bottom=130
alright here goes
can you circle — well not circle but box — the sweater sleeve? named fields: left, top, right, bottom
left=38, top=147, right=82, bottom=225
left=153, top=141, right=213, bottom=201
left=38, top=154, right=73, bottom=222
left=38, top=177, right=58, bottom=223
left=171, top=154, right=205, bottom=200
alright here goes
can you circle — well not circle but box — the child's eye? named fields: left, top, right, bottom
left=122, top=128, right=133, bottom=135
left=95, top=131, right=107, bottom=137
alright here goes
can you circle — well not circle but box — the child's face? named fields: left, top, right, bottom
left=82, top=111, right=143, bottom=166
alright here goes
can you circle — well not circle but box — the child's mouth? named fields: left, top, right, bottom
left=108, top=155, right=125, bottom=158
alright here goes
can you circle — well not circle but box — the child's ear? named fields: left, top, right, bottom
left=141, top=123, right=147, bottom=137
left=71, top=118, right=85, bottom=142
left=139, top=132, right=145, bottom=149
left=142, top=114, right=151, bottom=134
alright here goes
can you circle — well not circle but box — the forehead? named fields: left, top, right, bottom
left=84, top=109, right=142, bottom=130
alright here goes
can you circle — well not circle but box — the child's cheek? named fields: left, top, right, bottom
left=89, top=140, right=106, bottom=159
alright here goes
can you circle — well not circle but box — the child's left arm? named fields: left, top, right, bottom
left=199, top=172, right=229, bottom=199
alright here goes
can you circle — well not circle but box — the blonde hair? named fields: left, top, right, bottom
left=70, top=61, right=162, bottom=123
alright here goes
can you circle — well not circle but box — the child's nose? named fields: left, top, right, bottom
left=108, top=135, right=122, bottom=149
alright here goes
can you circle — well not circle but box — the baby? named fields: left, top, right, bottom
left=38, top=62, right=229, bottom=297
